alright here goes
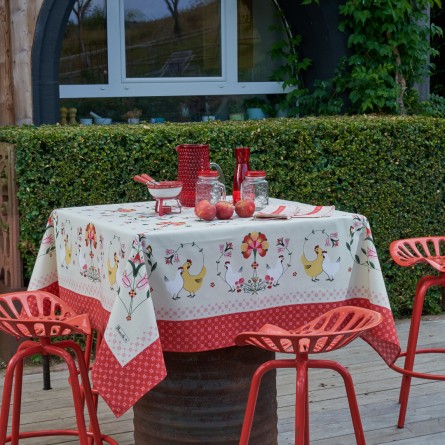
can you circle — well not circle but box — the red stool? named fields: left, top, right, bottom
left=389, top=236, right=445, bottom=428
left=235, top=306, right=382, bottom=445
left=0, top=291, right=117, bottom=445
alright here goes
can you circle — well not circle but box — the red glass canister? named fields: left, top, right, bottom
left=232, top=147, right=250, bottom=205
left=176, top=144, right=211, bottom=207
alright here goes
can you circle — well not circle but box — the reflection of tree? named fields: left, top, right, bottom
left=73, top=0, right=94, bottom=69
left=164, top=0, right=181, bottom=36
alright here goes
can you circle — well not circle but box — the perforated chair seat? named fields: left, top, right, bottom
left=0, top=291, right=117, bottom=445
left=389, top=237, right=445, bottom=428
left=235, top=306, right=382, bottom=445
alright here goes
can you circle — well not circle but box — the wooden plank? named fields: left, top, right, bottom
left=0, top=0, right=14, bottom=125
left=1, top=315, right=445, bottom=444
left=9, top=0, right=43, bottom=125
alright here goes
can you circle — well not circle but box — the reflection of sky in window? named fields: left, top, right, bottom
left=68, top=0, right=106, bottom=24
left=125, top=0, right=206, bottom=21
left=68, top=0, right=212, bottom=23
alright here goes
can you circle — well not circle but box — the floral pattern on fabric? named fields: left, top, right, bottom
left=119, top=236, right=151, bottom=320
left=347, top=214, right=380, bottom=270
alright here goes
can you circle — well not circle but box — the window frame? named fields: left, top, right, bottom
left=59, top=0, right=285, bottom=99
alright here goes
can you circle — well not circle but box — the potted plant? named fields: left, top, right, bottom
left=243, top=97, right=269, bottom=120
left=201, top=97, right=216, bottom=122
left=228, top=99, right=245, bottom=121
left=122, top=108, right=142, bottom=124
left=178, top=102, right=191, bottom=122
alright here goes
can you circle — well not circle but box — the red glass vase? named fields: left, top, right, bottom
left=233, top=147, right=250, bottom=204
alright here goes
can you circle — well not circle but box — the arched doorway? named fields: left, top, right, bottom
left=32, top=0, right=76, bottom=125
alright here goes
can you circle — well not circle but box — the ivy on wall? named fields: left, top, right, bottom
left=294, top=0, right=444, bottom=115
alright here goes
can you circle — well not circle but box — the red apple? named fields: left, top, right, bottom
left=235, top=199, right=256, bottom=218
left=215, top=201, right=234, bottom=220
left=195, top=199, right=216, bottom=221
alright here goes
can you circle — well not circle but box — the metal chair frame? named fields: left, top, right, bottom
left=0, top=291, right=117, bottom=445
left=235, top=306, right=382, bottom=445
left=389, top=236, right=445, bottom=428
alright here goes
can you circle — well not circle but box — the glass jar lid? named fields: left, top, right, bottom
left=198, top=170, right=219, bottom=178
left=245, top=170, right=266, bottom=178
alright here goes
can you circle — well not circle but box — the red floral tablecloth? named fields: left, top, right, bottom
left=29, top=198, right=400, bottom=417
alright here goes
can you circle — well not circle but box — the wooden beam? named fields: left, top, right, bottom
left=10, top=0, right=43, bottom=126
left=0, top=0, right=15, bottom=126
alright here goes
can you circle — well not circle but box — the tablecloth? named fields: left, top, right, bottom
left=29, top=198, right=400, bottom=416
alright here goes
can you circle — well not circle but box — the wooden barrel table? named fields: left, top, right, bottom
left=133, top=346, right=278, bottom=444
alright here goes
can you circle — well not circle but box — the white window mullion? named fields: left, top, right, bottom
left=105, top=0, right=121, bottom=91
left=225, top=0, right=238, bottom=84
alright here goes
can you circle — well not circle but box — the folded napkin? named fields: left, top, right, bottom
left=255, top=203, right=335, bottom=219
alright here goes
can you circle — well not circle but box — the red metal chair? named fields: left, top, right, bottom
left=389, top=236, right=445, bottom=428
left=0, top=291, right=117, bottom=445
left=235, top=306, right=382, bottom=445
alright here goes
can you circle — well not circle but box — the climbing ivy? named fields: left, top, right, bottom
left=301, top=0, right=443, bottom=115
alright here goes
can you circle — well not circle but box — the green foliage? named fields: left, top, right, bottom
left=297, top=79, right=344, bottom=116
left=269, top=31, right=312, bottom=115
left=1, top=117, right=445, bottom=317
left=337, top=0, right=442, bottom=114
left=295, top=1, right=444, bottom=115
left=417, top=93, right=445, bottom=117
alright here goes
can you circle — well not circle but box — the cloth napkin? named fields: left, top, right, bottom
left=255, top=203, right=335, bottom=219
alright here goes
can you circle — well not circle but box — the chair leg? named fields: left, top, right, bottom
left=294, top=358, right=309, bottom=445
left=397, top=275, right=433, bottom=429
left=304, top=367, right=309, bottom=445
left=52, top=340, right=104, bottom=445
left=46, top=345, right=91, bottom=445
left=239, top=360, right=278, bottom=445
left=309, top=360, right=366, bottom=445
left=10, top=341, right=38, bottom=444
left=10, top=354, right=24, bottom=445
left=0, top=344, right=43, bottom=445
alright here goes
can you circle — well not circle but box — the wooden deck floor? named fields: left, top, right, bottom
left=1, top=315, right=445, bottom=444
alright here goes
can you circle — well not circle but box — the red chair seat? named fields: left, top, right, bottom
left=235, top=306, right=382, bottom=445
left=389, top=237, right=445, bottom=428
left=0, top=291, right=117, bottom=445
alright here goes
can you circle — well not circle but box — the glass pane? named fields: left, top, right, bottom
left=61, top=93, right=280, bottom=124
left=125, top=0, right=221, bottom=78
left=238, top=0, right=286, bottom=82
left=60, top=0, right=108, bottom=85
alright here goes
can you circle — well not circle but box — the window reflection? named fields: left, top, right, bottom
left=238, top=0, right=287, bottom=82
left=60, top=0, right=108, bottom=85
left=125, top=0, right=221, bottom=78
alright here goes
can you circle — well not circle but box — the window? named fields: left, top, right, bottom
left=60, top=0, right=287, bottom=96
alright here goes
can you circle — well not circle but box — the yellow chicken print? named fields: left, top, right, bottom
left=301, top=245, right=326, bottom=282
left=180, top=259, right=206, bottom=298
left=63, top=234, right=72, bottom=269
left=107, top=252, right=119, bottom=289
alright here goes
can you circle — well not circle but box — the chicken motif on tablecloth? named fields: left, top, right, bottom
left=164, top=242, right=206, bottom=299
left=223, top=261, right=243, bottom=292
left=215, top=234, right=292, bottom=294
left=301, top=230, right=340, bottom=282
left=104, top=235, right=126, bottom=291
left=180, top=259, right=206, bottom=298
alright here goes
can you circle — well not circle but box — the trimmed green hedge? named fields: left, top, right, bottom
left=1, top=116, right=445, bottom=317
